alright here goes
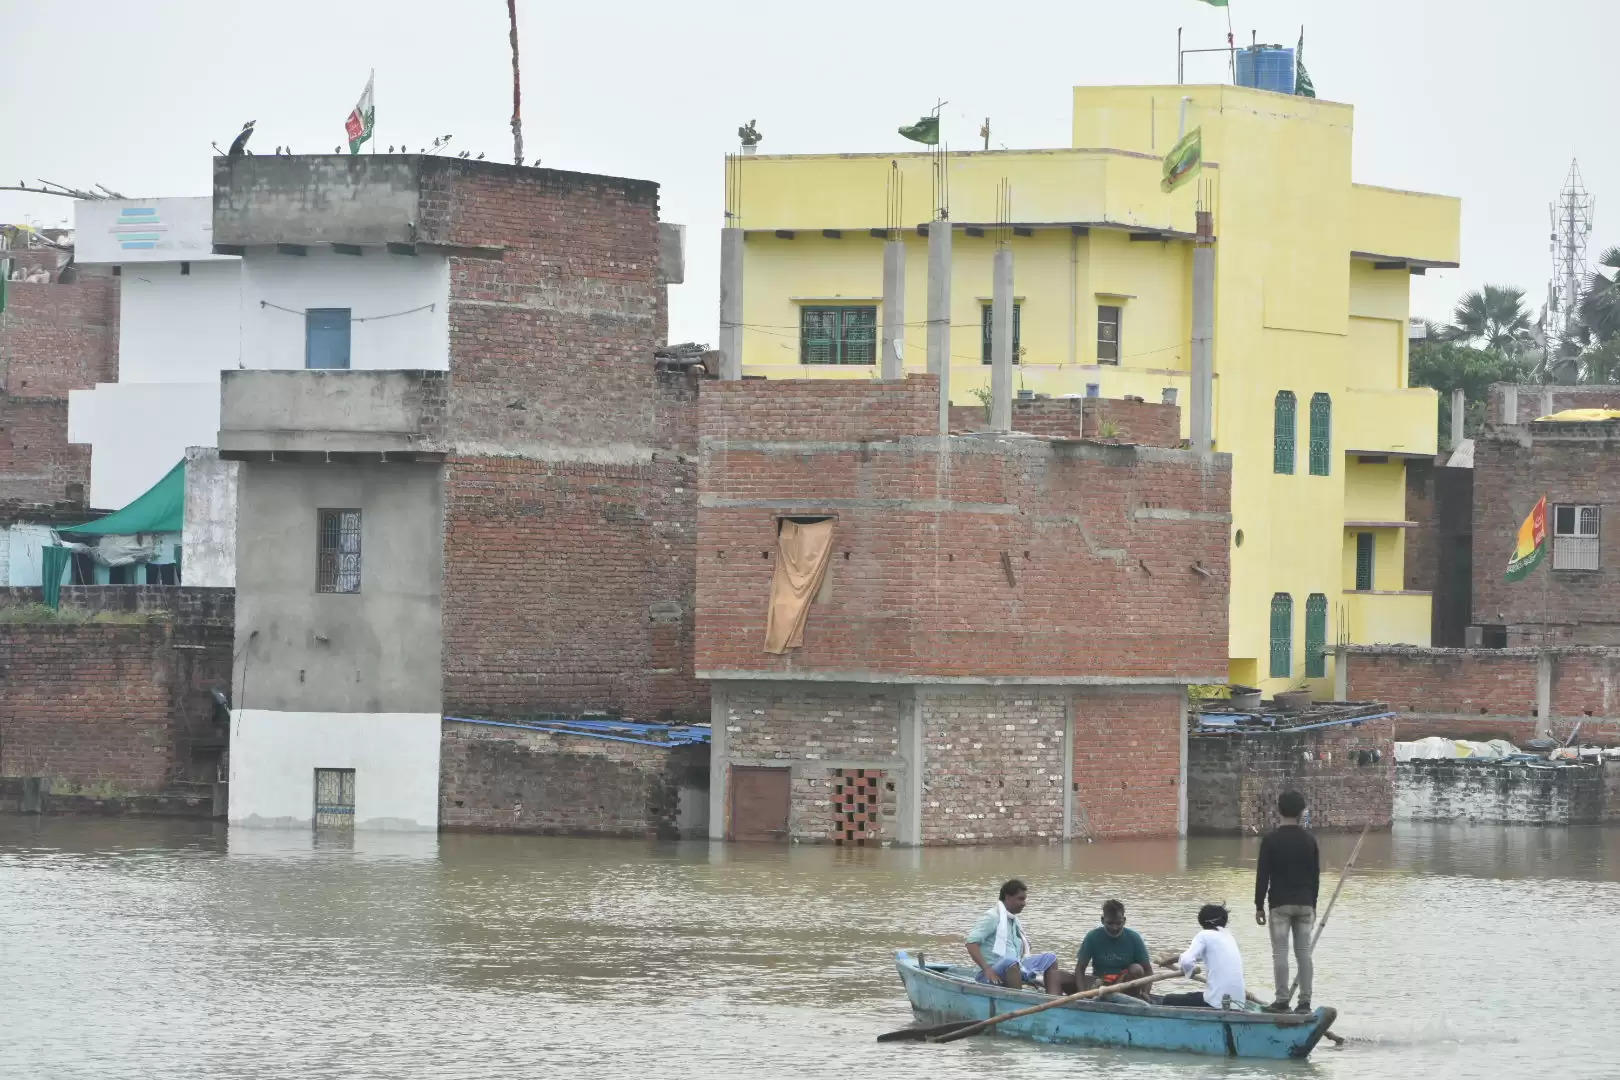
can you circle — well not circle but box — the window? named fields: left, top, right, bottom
left=1273, top=391, right=1296, bottom=474
left=1355, top=532, right=1374, bottom=591
left=317, top=509, right=362, bottom=593
left=800, top=306, right=876, bottom=365
left=306, top=308, right=352, bottom=369
left=1269, top=593, right=1293, bottom=679
left=1305, top=593, right=1328, bottom=678
left=980, top=303, right=1022, bottom=364
left=1309, top=393, right=1332, bottom=476
left=1097, top=304, right=1121, bottom=364
left=314, top=768, right=356, bottom=830
left=1552, top=504, right=1600, bottom=570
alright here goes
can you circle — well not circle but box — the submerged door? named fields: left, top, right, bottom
left=314, top=768, right=356, bottom=829
left=729, top=766, right=790, bottom=842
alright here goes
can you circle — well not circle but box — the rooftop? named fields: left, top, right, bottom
left=1191, top=700, right=1393, bottom=736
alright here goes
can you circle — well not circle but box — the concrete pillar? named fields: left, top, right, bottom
left=1063, top=695, right=1076, bottom=841
left=1190, top=221, right=1215, bottom=453
left=718, top=228, right=744, bottom=381
left=990, top=245, right=1014, bottom=431
left=707, top=684, right=729, bottom=839
left=1177, top=693, right=1189, bottom=837
left=1502, top=384, right=1519, bottom=424
left=882, top=239, right=906, bottom=380
left=1333, top=644, right=1349, bottom=701
left=1541, top=387, right=1556, bottom=419
left=1536, top=652, right=1554, bottom=739
left=898, top=687, right=925, bottom=846
left=927, top=222, right=953, bottom=433
left=1450, top=388, right=1466, bottom=449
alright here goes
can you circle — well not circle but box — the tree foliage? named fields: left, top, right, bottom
left=1409, top=338, right=1534, bottom=444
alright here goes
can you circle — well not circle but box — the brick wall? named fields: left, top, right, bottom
left=1397, top=759, right=1620, bottom=824
left=1188, top=716, right=1395, bottom=834
left=1488, top=383, right=1620, bottom=425
left=1072, top=687, right=1183, bottom=839
left=0, top=587, right=234, bottom=797
left=439, top=720, right=706, bottom=838
left=440, top=454, right=703, bottom=721
left=722, top=683, right=903, bottom=844
left=1402, top=459, right=1472, bottom=647
left=429, top=162, right=704, bottom=724
left=1345, top=646, right=1620, bottom=746
left=920, top=688, right=1067, bottom=844
left=0, top=396, right=88, bottom=504
left=697, top=376, right=1230, bottom=682
left=946, top=395, right=1181, bottom=446
left=1472, top=427, right=1620, bottom=643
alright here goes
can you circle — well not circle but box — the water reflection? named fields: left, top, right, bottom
left=2, top=818, right=1617, bottom=1079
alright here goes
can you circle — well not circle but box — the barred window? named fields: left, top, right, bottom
left=1269, top=593, right=1293, bottom=679
left=800, top=306, right=877, bottom=365
left=317, top=509, right=362, bottom=594
left=1305, top=593, right=1328, bottom=678
left=1274, top=391, right=1296, bottom=474
left=980, top=303, right=1022, bottom=363
left=1097, top=304, right=1121, bottom=364
left=1355, top=532, right=1374, bottom=591
left=1552, top=504, right=1600, bottom=570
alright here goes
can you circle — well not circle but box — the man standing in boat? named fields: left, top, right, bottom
left=1255, top=790, right=1321, bottom=1014
left=964, top=879, right=1062, bottom=993
left=1068, top=899, right=1153, bottom=998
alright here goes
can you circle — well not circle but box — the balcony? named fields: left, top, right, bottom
left=1341, top=589, right=1431, bottom=647
left=217, top=370, right=447, bottom=459
left=1349, top=184, right=1461, bottom=270
left=1339, top=387, right=1438, bottom=458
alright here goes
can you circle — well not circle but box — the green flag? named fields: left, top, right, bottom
left=1162, top=127, right=1201, bottom=192
left=1295, top=30, right=1316, bottom=98
left=1196, top=0, right=1228, bottom=6
left=898, top=115, right=940, bottom=146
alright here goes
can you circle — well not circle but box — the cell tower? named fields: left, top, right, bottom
left=1548, top=159, right=1594, bottom=358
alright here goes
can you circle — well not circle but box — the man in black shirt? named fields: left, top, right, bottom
left=1254, top=789, right=1320, bottom=1013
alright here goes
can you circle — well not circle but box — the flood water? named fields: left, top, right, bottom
left=3, top=820, right=1619, bottom=1079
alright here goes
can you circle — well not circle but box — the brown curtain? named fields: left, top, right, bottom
left=764, top=518, right=835, bottom=654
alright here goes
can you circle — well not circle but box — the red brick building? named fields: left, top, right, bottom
left=696, top=375, right=1231, bottom=844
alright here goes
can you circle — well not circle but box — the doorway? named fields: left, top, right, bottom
left=728, top=766, right=790, bottom=842
left=313, top=768, right=356, bottom=830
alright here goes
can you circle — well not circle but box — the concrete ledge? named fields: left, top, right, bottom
left=696, top=670, right=1217, bottom=686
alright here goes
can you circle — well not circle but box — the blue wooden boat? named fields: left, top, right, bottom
left=892, top=950, right=1338, bottom=1059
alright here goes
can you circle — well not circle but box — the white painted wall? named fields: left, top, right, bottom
left=68, top=382, right=218, bottom=510
left=117, top=259, right=243, bottom=381
left=4, top=525, right=62, bottom=588
left=240, top=249, right=449, bottom=371
left=74, top=197, right=234, bottom=265
left=182, top=446, right=238, bottom=587
left=229, top=710, right=441, bottom=831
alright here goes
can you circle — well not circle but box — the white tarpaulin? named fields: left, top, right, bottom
left=93, top=534, right=159, bottom=567
left=1395, top=737, right=1519, bottom=761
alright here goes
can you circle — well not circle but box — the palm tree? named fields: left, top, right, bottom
left=1578, top=246, right=1620, bottom=344
left=1443, top=285, right=1535, bottom=352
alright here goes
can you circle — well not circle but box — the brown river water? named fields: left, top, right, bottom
left=3, top=819, right=1619, bottom=1079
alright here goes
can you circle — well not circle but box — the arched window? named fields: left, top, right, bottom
left=1305, top=593, right=1328, bottom=678
left=1273, top=391, right=1296, bottom=474
left=1269, top=593, right=1293, bottom=679
left=1309, top=393, right=1332, bottom=476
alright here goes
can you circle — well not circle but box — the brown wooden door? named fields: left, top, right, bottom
left=729, top=766, right=790, bottom=842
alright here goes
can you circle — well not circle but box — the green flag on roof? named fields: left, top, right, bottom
left=1196, top=0, right=1228, bottom=6
left=1162, top=127, right=1202, bottom=192
left=1295, top=30, right=1316, bottom=97
left=899, top=115, right=940, bottom=146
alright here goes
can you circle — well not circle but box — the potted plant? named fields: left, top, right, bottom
left=1273, top=680, right=1313, bottom=712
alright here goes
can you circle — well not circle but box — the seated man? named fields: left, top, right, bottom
left=1159, top=903, right=1247, bottom=1009
left=964, top=878, right=1062, bottom=993
left=1069, top=899, right=1153, bottom=998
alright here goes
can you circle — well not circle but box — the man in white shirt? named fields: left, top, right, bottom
left=1158, top=904, right=1246, bottom=1009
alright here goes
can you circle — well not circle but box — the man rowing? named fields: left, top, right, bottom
left=964, top=878, right=1062, bottom=993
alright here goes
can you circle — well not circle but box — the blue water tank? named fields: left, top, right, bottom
left=1235, top=47, right=1296, bottom=94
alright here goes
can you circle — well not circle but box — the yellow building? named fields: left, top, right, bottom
left=725, top=84, right=1459, bottom=693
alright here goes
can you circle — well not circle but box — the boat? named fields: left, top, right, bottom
left=891, top=950, right=1338, bottom=1059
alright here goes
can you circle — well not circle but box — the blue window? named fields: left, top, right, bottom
left=306, top=308, right=352, bottom=369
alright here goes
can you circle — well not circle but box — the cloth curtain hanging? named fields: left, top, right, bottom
left=764, top=518, right=836, bottom=654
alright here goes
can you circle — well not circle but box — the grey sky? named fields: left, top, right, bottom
left=4, top=0, right=1615, bottom=347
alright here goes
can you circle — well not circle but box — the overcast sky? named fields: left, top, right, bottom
left=4, top=0, right=1615, bottom=346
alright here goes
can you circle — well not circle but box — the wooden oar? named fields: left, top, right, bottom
left=877, top=968, right=1182, bottom=1044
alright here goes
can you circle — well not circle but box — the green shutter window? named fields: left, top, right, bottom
left=1305, top=593, right=1327, bottom=678
left=1269, top=593, right=1293, bottom=679
left=1355, top=532, right=1374, bottom=591
left=1274, top=391, right=1296, bottom=474
left=800, top=306, right=877, bottom=365
left=1309, top=393, right=1332, bottom=476
left=980, top=303, right=1022, bottom=363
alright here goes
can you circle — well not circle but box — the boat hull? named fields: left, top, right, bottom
left=894, top=951, right=1335, bottom=1059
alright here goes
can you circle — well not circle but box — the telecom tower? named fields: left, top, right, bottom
left=1548, top=159, right=1594, bottom=358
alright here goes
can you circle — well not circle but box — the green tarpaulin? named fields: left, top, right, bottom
left=60, top=460, right=185, bottom=536
left=40, top=545, right=71, bottom=608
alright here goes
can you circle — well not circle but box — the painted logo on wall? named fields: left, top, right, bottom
left=111, top=206, right=166, bottom=250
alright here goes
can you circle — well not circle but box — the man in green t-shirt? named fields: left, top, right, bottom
left=1070, top=899, right=1153, bottom=999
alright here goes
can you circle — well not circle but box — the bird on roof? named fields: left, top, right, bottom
left=476, top=152, right=485, bottom=160
left=228, top=121, right=255, bottom=158
left=388, top=145, right=395, bottom=153
left=334, top=145, right=342, bottom=153
left=273, top=145, right=282, bottom=155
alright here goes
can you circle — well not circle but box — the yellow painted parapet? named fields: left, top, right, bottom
left=1339, top=386, right=1439, bottom=457
left=1341, top=590, right=1432, bottom=647
left=1349, top=184, right=1461, bottom=269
